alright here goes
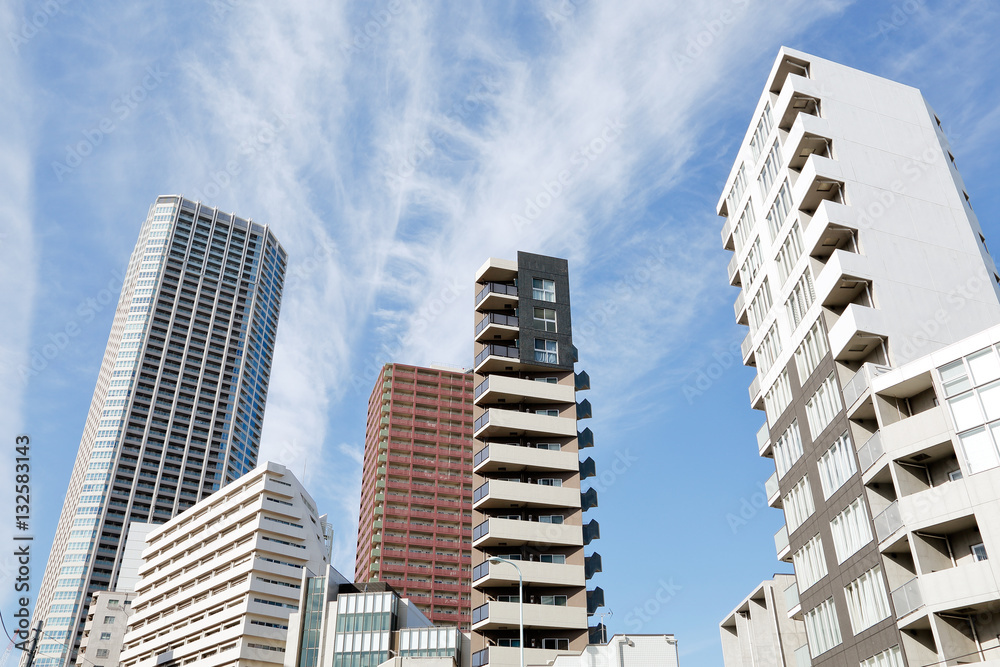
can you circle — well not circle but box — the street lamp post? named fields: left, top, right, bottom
left=488, top=556, right=524, bottom=667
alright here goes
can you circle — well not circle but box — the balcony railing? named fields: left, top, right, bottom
left=473, top=483, right=489, bottom=504
left=784, top=581, right=799, bottom=611
left=475, top=282, right=518, bottom=306
left=765, top=471, right=779, bottom=502
left=756, top=423, right=770, bottom=455
left=774, top=524, right=789, bottom=555
left=873, top=501, right=902, bottom=542
left=749, top=375, right=761, bottom=403
left=857, top=431, right=883, bottom=472
left=474, top=377, right=489, bottom=400
left=843, top=363, right=892, bottom=409
left=472, top=519, right=489, bottom=541
left=794, top=643, right=811, bottom=667
left=472, top=603, right=490, bottom=624
left=474, top=410, right=491, bottom=432
left=475, top=344, right=518, bottom=368
left=472, top=561, right=489, bottom=582
left=473, top=446, right=489, bottom=467
left=734, top=291, right=746, bottom=320
left=472, top=648, right=489, bottom=667
left=476, top=312, right=519, bottom=334
left=741, top=331, right=753, bottom=360
left=891, top=577, right=922, bottom=618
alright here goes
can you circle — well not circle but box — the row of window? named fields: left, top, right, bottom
left=803, top=566, right=891, bottom=658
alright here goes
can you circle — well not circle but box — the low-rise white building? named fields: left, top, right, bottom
left=720, top=574, right=807, bottom=667
left=119, top=462, right=332, bottom=667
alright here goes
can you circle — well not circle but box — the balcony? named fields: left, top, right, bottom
left=792, top=154, right=844, bottom=215
left=869, top=405, right=952, bottom=481
left=473, top=444, right=579, bottom=474
left=828, top=303, right=888, bottom=362
left=474, top=374, right=575, bottom=407
left=472, top=480, right=581, bottom=511
left=472, top=646, right=565, bottom=667
left=856, top=431, right=883, bottom=473
left=721, top=216, right=734, bottom=251
left=734, top=290, right=747, bottom=325
left=842, top=362, right=892, bottom=412
left=474, top=344, right=520, bottom=373
left=769, top=53, right=811, bottom=94
left=775, top=525, right=791, bottom=562
left=475, top=282, right=519, bottom=311
left=891, top=577, right=922, bottom=622
left=757, top=423, right=771, bottom=457
left=741, top=331, right=754, bottom=366
left=749, top=375, right=762, bottom=411
left=474, top=408, right=577, bottom=440
left=784, top=114, right=832, bottom=170
left=896, top=478, right=973, bottom=534
left=475, top=313, right=519, bottom=343
left=897, top=562, right=998, bottom=628
left=765, top=471, right=781, bottom=508
left=472, top=559, right=584, bottom=588
left=873, top=501, right=903, bottom=545
left=784, top=581, right=801, bottom=619
left=803, top=200, right=856, bottom=259
left=471, top=600, right=587, bottom=631
left=815, top=249, right=872, bottom=309
left=775, top=72, right=822, bottom=130
left=728, top=252, right=741, bottom=287
left=793, top=644, right=811, bottom=667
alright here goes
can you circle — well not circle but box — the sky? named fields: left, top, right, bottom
left=3, top=0, right=1000, bottom=664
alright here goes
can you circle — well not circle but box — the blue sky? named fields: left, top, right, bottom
left=4, top=0, right=1000, bottom=664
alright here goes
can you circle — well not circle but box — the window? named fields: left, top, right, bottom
left=757, top=323, right=782, bottom=374
left=795, top=320, right=828, bottom=383
left=817, top=431, right=856, bottom=498
left=498, top=638, right=521, bottom=647
left=949, top=469, right=964, bottom=481
left=103, top=615, right=115, bottom=625
left=785, top=267, right=816, bottom=330
left=534, top=443, right=560, bottom=450
left=534, top=339, right=557, bottom=364
left=793, top=534, right=828, bottom=592
left=749, top=103, right=773, bottom=161
left=535, top=377, right=557, bottom=384
left=537, top=478, right=562, bottom=487
left=775, top=220, right=804, bottom=285
left=806, top=374, right=843, bottom=441
left=532, top=279, right=555, bottom=302
left=740, top=237, right=763, bottom=287
left=99, top=632, right=112, bottom=640
left=766, top=180, right=794, bottom=241
left=540, top=595, right=567, bottom=606
left=804, top=597, right=842, bottom=658
left=774, top=421, right=803, bottom=478
left=860, top=645, right=904, bottom=667
left=747, top=278, right=773, bottom=332
left=830, top=496, right=872, bottom=563
left=534, top=308, right=556, bottom=332
left=498, top=594, right=520, bottom=603
left=539, top=554, right=566, bottom=563
left=764, top=370, right=792, bottom=427
left=535, top=409, right=559, bottom=417
left=96, top=650, right=110, bottom=659
left=539, top=515, right=563, bottom=524
left=727, top=164, right=748, bottom=215
left=758, top=141, right=783, bottom=197
left=784, top=475, right=815, bottom=534
left=733, top=201, right=756, bottom=253
left=542, top=638, right=569, bottom=650
left=844, top=566, right=891, bottom=634
left=972, top=543, right=988, bottom=561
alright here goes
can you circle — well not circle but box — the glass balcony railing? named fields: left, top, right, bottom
left=765, top=471, right=779, bottom=500
left=474, top=410, right=491, bottom=432
left=473, top=483, right=489, bottom=504
left=756, top=423, right=770, bottom=454
left=794, top=643, right=811, bottom=666
left=873, top=501, right=902, bottom=542
left=472, top=561, right=490, bottom=581
left=774, top=524, right=789, bottom=555
left=472, top=648, right=490, bottom=667
left=857, top=431, right=883, bottom=472
left=472, top=603, right=490, bottom=624
left=473, top=446, right=490, bottom=467
left=475, top=344, right=519, bottom=367
left=474, top=377, right=489, bottom=400
left=891, top=577, right=922, bottom=618
left=784, top=581, right=799, bottom=610
left=475, top=312, right=519, bottom=335
left=472, top=519, right=489, bottom=541
left=475, top=282, right=518, bottom=306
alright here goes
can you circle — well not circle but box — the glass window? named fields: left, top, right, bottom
left=533, top=308, right=557, bottom=332
left=792, top=533, right=828, bottom=591
left=817, top=432, right=856, bottom=499
left=860, top=645, right=903, bottom=667
left=830, top=496, right=872, bottom=563
left=532, top=279, right=555, bottom=302
left=844, top=566, right=891, bottom=634
left=979, top=380, right=1000, bottom=421
left=968, top=348, right=1000, bottom=385
left=774, top=420, right=803, bottom=478
left=949, top=391, right=984, bottom=431
left=784, top=475, right=815, bottom=534
left=972, top=543, right=988, bottom=561
left=803, top=597, right=842, bottom=658
left=960, top=427, right=999, bottom=474
left=540, top=595, right=567, bottom=606
left=806, top=374, right=843, bottom=441
left=940, top=360, right=971, bottom=396
left=534, top=339, right=558, bottom=364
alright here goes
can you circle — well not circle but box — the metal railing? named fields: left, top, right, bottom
left=857, top=431, right=883, bottom=472
left=475, top=312, right=519, bottom=334
left=473, top=483, right=489, bottom=504
left=891, top=577, right=922, bottom=618
left=475, top=282, right=518, bottom=306
left=473, top=446, right=490, bottom=467
left=475, top=344, right=519, bottom=368
left=472, top=603, right=490, bottom=624
left=474, top=377, right=489, bottom=400
left=472, top=561, right=490, bottom=581
left=873, top=501, right=902, bottom=542
left=474, top=410, right=491, bottom=432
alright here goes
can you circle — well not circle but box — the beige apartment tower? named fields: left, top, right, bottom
left=470, top=252, right=602, bottom=667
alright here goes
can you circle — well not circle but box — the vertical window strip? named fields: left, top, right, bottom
left=766, top=180, right=793, bottom=241
left=749, top=103, right=774, bottom=161
left=758, top=141, right=783, bottom=197
left=748, top=278, right=773, bottom=333
left=804, top=597, right=842, bottom=658
left=792, top=533, right=828, bottom=592
left=830, top=496, right=872, bottom=563
left=740, top=237, right=763, bottom=287
left=757, top=323, right=782, bottom=374
left=785, top=267, right=816, bottom=330
left=764, top=370, right=792, bottom=427
left=806, top=374, right=844, bottom=441
left=784, top=474, right=815, bottom=534
left=775, top=220, right=804, bottom=285
left=774, top=420, right=803, bottom=478
left=818, top=431, right=857, bottom=498
left=860, top=645, right=904, bottom=667
left=733, top=201, right=756, bottom=254
left=795, top=321, right=829, bottom=384
left=844, top=566, right=891, bottom=635
left=728, top=164, right=748, bottom=216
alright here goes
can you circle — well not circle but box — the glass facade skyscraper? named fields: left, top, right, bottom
left=28, top=195, right=286, bottom=667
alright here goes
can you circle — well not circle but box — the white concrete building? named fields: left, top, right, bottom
left=717, top=48, right=1000, bottom=666
left=547, top=635, right=678, bottom=667
left=719, top=574, right=808, bottom=667
left=119, top=462, right=331, bottom=667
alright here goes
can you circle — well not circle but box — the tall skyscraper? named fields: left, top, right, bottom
left=355, top=363, right=474, bottom=628
left=30, top=195, right=286, bottom=667
left=718, top=48, right=1000, bottom=666
left=470, top=252, right=602, bottom=667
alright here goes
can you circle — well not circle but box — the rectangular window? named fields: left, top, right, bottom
left=749, top=103, right=774, bottom=161
left=972, top=543, right=988, bottom=561
left=747, top=278, right=773, bottom=333
left=764, top=370, right=792, bottom=427
left=733, top=201, right=756, bottom=253
left=740, top=237, right=763, bottom=287
left=542, top=638, right=570, bottom=650
left=96, top=649, right=110, bottom=659
left=785, top=267, right=816, bottom=330
left=792, top=533, right=828, bottom=592
left=539, top=554, right=566, bottom=563
left=775, top=220, right=804, bottom=285
left=540, top=595, right=567, bottom=606
left=774, top=420, right=803, bottom=478
left=766, top=180, right=793, bottom=241
left=818, top=431, right=856, bottom=498
left=860, top=645, right=904, bottom=667
left=533, top=308, right=556, bottom=332
left=844, top=566, right=891, bottom=634
left=103, top=616, right=115, bottom=625
left=535, top=409, right=559, bottom=416
left=806, top=374, right=843, bottom=441
left=537, top=478, right=562, bottom=487
left=532, top=279, right=555, bottom=302
left=757, top=322, right=782, bottom=374
left=784, top=475, right=815, bottom=534
left=804, top=597, right=842, bottom=658
left=830, top=496, right=872, bottom=563
left=795, top=320, right=828, bottom=383
left=538, top=515, right=563, bottom=524
left=534, top=339, right=558, bottom=364
left=758, top=141, right=783, bottom=197
left=727, top=164, right=748, bottom=216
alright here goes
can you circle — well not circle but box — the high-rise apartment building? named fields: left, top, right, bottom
left=30, top=195, right=286, bottom=667
left=470, top=252, right=603, bottom=667
left=719, top=574, right=807, bottom=667
left=119, top=462, right=331, bottom=667
left=355, top=364, right=474, bottom=628
left=718, top=48, right=1000, bottom=666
